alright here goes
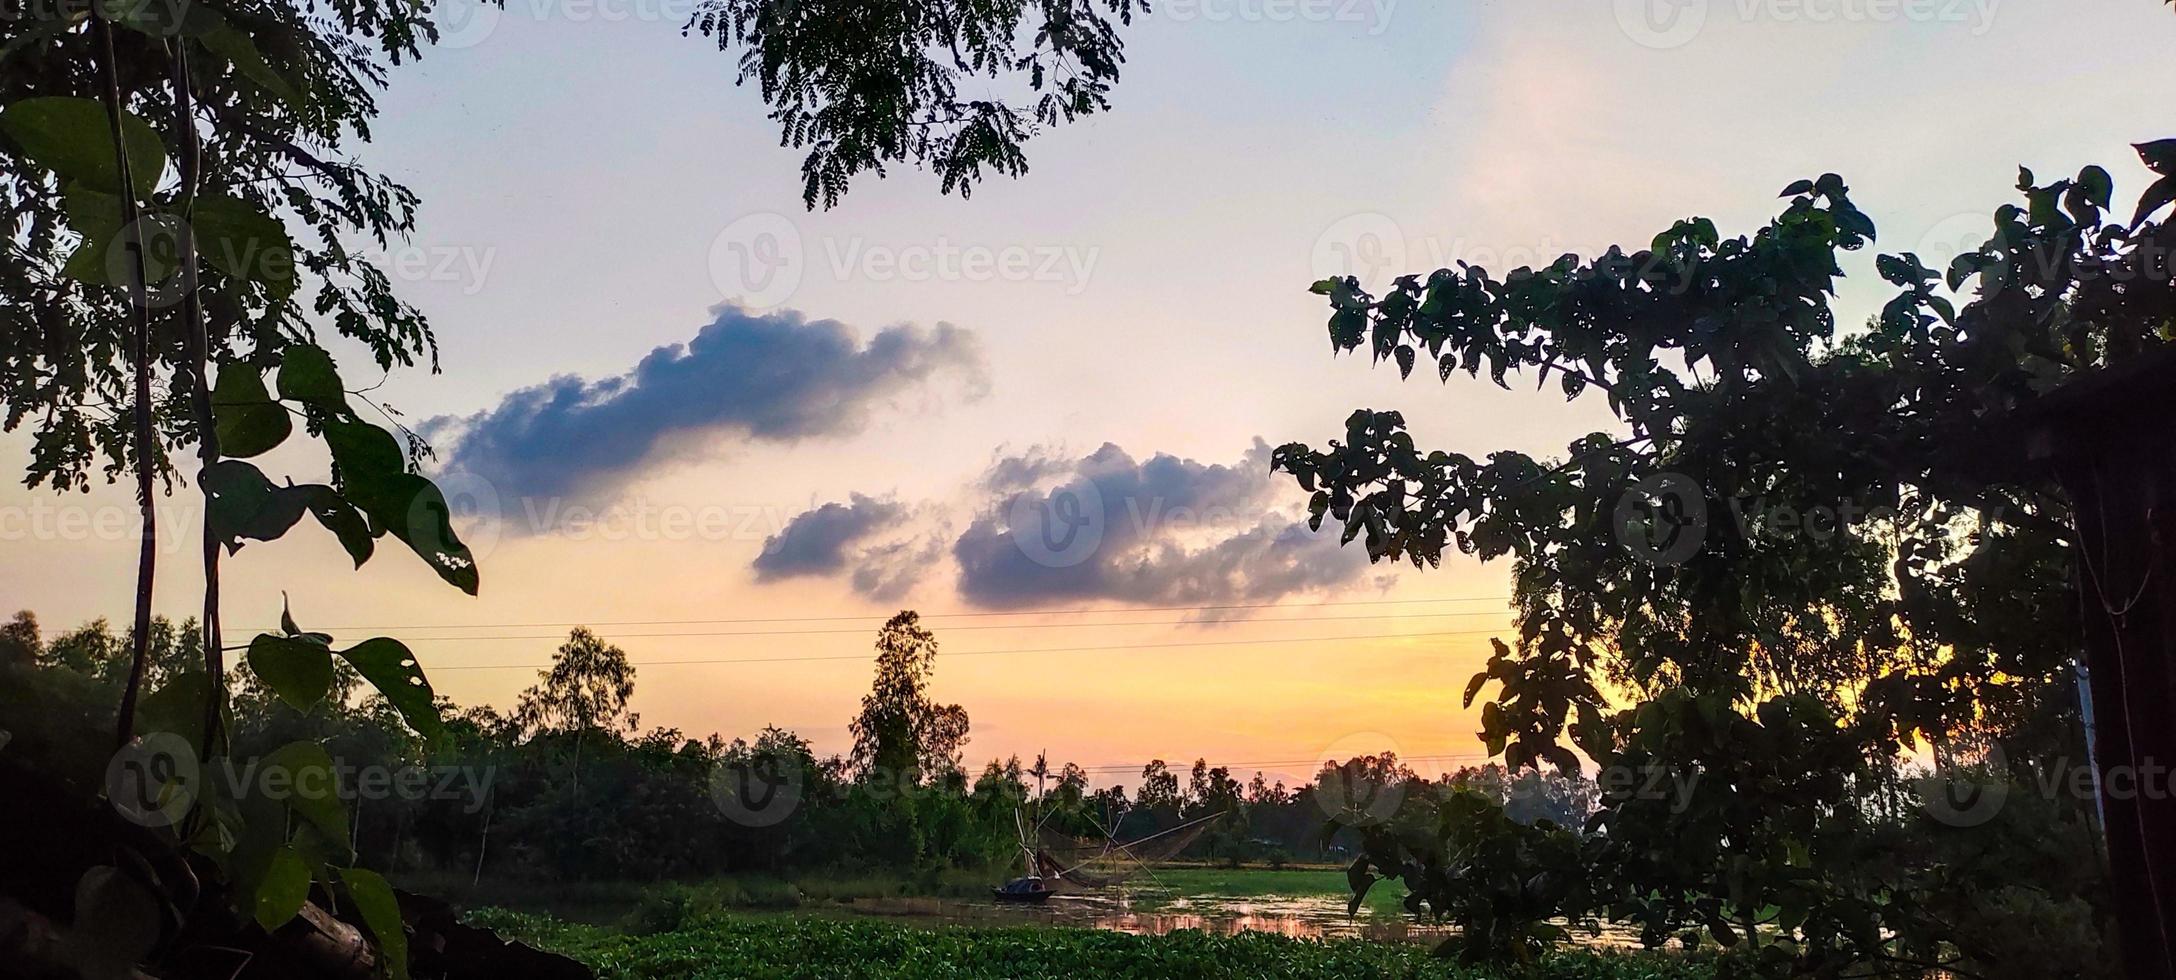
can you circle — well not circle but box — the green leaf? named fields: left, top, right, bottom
left=64, top=867, right=162, bottom=977
left=202, top=459, right=310, bottom=550
left=1462, top=671, right=1489, bottom=709
left=252, top=846, right=312, bottom=931
left=247, top=633, right=335, bottom=712
left=136, top=670, right=218, bottom=758
left=260, top=741, right=348, bottom=845
left=301, top=487, right=375, bottom=568
left=103, top=0, right=224, bottom=37
left=201, top=23, right=302, bottom=106
left=194, top=194, right=297, bottom=298
left=212, top=364, right=291, bottom=458
left=1345, top=858, right=1374, bottom=917
left=341, top=868, right=410, bottom=980
left=339, top=638, right=441, bottom=737
left=276, top=344, right=345, bottom=408
left=2138, top=139, right=2176, bottom=177
left=0, top=96, right=166, bottom=199
left=2134, top=175, right=2176, bottom=229
left=326, top=419, right=478, bottom=595
left=2078, top=165, right=2114, bottom=209
left=58, top=198, right=183, bottom=290
left=60, top=181, right=123, bottom=241
left=0, top=14, right=82, bottom=65
left=325, top=417, right=406, bottom=486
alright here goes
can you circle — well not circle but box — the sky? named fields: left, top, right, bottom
left=4, top=0, right=2173, bottom=791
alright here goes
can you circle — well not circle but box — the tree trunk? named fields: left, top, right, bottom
left=2013, top=347, right=2176, bottom=980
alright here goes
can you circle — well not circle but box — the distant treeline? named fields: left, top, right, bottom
left=0, top=609, right=1597, bottom=883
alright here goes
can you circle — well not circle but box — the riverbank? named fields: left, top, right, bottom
left=470, top=910, right=1717, bottom=980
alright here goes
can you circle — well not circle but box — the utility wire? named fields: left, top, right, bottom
left=351, top=609, right=1514, bottom=644
left=238, top=595, right=1512, bottom=634
left=1066, top=751, right=1495, bottom=775
left=429, top=627, right=1508, bottom=671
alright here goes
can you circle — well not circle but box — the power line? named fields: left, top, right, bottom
left=428, top=627, right=1507, bottom=672
left=240, top=595, right=1512, bottom=634
left=1066, top=752, right=1496, bottom=775
left=363, top=609, right=1514, bottom=644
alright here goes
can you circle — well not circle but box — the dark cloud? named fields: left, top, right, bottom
left=431, top=307, right=987, bottom=501
left=848, top=533, right=946, bottom=602
left=754, top=494, right=911, bottom=582
left=950, top=440, right=1375, bottom=609
left=976, top=445, right=1070, bottom=494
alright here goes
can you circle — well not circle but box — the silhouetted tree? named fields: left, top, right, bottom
left=516, top=628, right=637, bottom=736
left=0, top=611, right=36, bottom=668
left=849, top=611, right=969, bottom=783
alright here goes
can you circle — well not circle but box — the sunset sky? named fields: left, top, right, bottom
left=4, top=0, right=2171, bottom=791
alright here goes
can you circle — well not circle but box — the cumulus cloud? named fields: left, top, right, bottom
left=431, top=306, right=987, bottom=501
left=755, top=495, right=947, bottom=601
left=753, top=494, right=912, bottom=582
left=849, top=533, right=946, bottom=603
left=950, top=440, right=1374, bottom=610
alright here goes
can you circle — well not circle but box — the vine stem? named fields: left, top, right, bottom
left=92, top=10, right=160, bottom=750
left=169, top=38, right=224, bottom=757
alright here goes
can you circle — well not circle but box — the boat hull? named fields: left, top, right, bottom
left=992, top=877, right=1058, bottom=903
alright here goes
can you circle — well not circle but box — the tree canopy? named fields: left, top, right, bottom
left=1275, top=145, right=2176, bottom=972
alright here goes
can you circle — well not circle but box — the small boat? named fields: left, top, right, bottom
left=991, top=875, right=1058, bottom=903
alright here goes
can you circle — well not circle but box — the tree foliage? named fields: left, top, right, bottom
left=1277, top=142, right=2176, bottom=973
left=684, top=0, right=1145, bottom=208
left=516, top=628, right=639, bottom=736
left=849, top=611, right=970, bottom=782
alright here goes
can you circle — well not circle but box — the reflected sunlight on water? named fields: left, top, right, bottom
left=832, top=891, right=1648, bottom=949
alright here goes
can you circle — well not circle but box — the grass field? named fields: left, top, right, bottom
left=471, top=909, right=1716, bottom=980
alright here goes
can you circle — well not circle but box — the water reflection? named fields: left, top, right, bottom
left=834, top=892, right=1642, bottom=949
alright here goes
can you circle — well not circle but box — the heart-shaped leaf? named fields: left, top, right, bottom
left=247, top=633, right=334, bottom=712
left=341, top=868, right=410, bottom=980
left=275, top=344, right=344, bottom=408
left=0, top=97, right=166, bottom=198
left=339, top=637, right=440, bottom=737
left=260, top=741, right=348, bottom=845
left=252, top=846, right=312, bottom=931
left=212, top=364, right=291, bottom=458
left=195, top=194, right=297, bottom=298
